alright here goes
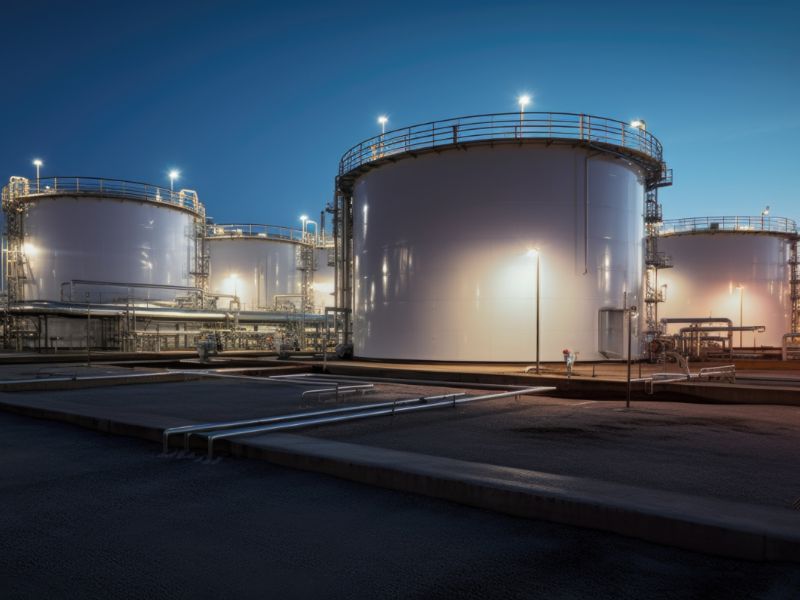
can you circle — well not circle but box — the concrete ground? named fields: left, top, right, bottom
left=304, top=358, right=800, bottom=383
left=0, top=378, right=474, bottom=431
left=0, top=361, right=162, bottom=381
left=3, top=380, right=797, bottom=509
left=1, top=411, right=798, bottom=600
left=306, top=396, right=800, bottom=509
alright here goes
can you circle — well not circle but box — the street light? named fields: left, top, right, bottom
left=518, top=95, right=531, bottom=136
left=736, top=283, right=744, bottom=347
left=630, top=119, right=647, bottom=131
left=761, top=205, right=770, bottom=229
left=33, top=159, right=43, bottom=192
left=168, top=169, right=180, bottom=192
left=623, top=290, right=638, bottom=409
left=527, top=248, right=540, bottom=374
left=378, top=115, right=388, bottom=135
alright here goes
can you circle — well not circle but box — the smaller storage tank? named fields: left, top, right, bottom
left=657, top=216, right=797, bottom=348
left=2, top=176, right=203, bottom=304
left=207, top=224, right=306, bottom=311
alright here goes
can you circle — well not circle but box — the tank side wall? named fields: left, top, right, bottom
left=352, top=144, right=645, bottom=361
left=23, top=196, right=195, bottom=302
left=313, top=247, right=335, bottom=310
left=208, top=238, right=301, bottom=311
left=658, top=233, right=790, bottom=347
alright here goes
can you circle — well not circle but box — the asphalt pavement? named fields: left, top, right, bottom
left=1, top=411, right=798, bottom=599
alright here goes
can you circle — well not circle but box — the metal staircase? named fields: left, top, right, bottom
left=644, top=167, right=673, bottom=351
left=297, top=241, right=315, bottom=313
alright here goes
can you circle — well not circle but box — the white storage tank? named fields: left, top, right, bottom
left=338, top=112, right=669, bottom=361
left=657, top=216, right=796, bottom=347
left=4, top=177, right=202, bottom=303
left=207, top=224, right=305, bottom=311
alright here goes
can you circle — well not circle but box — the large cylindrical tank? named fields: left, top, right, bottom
left=207, top=224, right=304, bottom=311
left=340, top=112, right=667, bottom=361
left=11, top=177, right=202, bottom=303
left=657, top=217, right=796, bottom=347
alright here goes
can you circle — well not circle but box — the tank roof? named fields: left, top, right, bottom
left=206, top=223, right=304, bottom=242
left=1, top=176, right=203, bottom=217
left=337, top=111, right=669, bottom=193
left=659, top=216, right=797, bottom=237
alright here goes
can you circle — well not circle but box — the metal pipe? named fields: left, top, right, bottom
left=300, top=384, right=374, bottom=402
left=584, top=154, right=590, bottom=275
left=268, top=372, right=542, bottom=391
left=203, top=386, right=555, bottom=458
left=162, top=392, right=467, bottom=453
left=8, top=301, right=325, bottom=323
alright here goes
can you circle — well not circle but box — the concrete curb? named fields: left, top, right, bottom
left=316, top=363, right=800, bottom=406
left=227, top=433, right=800, bottom=563
left=0, top=371, right=204, bottom=392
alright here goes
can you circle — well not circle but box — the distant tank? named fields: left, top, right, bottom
left=2, top=176, right=204, bottom=304
left=206, top=224, right=305, bottom=311
left=658, top=216, right=797, bottom=347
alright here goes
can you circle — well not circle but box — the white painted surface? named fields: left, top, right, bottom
left=313, top=246, right=336, bottom=310
left=351, top=144, right=645, bottom=361
left=207, top=237, right=302, bottom=311
left=657, top=232, right=791, bottom=347
left=22, top=195, right=196, bottom=302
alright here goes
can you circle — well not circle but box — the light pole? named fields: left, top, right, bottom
left=527, top=248, right=540, bottom=374
left=518, top=95, right=531, bottom=137
left=378, top=115, right=388, bottom=135
left=761, top=205, right=770, bottom=229
left=623, top=291, right=637, bottom=409
left=737, top=283, right=744, bottom=347
left=630, top=119, right=646, bottom=151
left=168, top=169, right=180, bottom=193
left=33, top=159, right=43, bottom=192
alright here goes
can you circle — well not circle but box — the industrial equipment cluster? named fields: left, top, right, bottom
left=2, top=111, right=798, bottom=362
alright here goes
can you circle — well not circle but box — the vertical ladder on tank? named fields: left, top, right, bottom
left=643, top=166, right=673, bottom=358
left=297, top=241, right=315, bottom=311
left=190, top=217, right=209, bottom=308
left=329, top=181, right=354, bottom=349
left=1, top=177, right=31, bottom=349
left=790, top=235, right=800, bottom=334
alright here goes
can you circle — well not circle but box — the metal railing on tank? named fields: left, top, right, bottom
left=2, top=176, right=204, bottom=216
left=339, top=112, right=664, bottom=175
left=206, top=223, right=305, bottom=242
left=660, top=216, right=798, bottom=236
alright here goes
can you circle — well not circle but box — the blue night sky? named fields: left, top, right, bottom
left=1, top=0, right=797, bottom=228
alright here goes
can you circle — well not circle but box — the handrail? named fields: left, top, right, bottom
left=660, top=216, right=797, bottom=236
left=206, top=223, right=305, bottom=242
left=339, top=111, right=664, bottom=176
left=1, top=176, right=204, bottom=216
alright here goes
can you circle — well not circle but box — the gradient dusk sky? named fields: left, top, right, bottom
left=1, top=0, right=797, bottom=228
